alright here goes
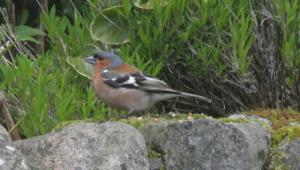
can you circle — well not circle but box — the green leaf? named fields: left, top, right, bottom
left=18, top=9, right=29, bottom=25
left=15, top=25, right=45, bottom=43
left=67, top=57, right=93, bottom=79
left=133, top=0, right=169, bottom=9
left=90, top=6, right=129, bottom=45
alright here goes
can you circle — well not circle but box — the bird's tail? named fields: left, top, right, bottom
left=145, top=87, right=212, bottom=103
left=177, top=91, right=212, bottom=103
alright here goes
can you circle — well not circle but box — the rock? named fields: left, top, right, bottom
left=141, top=118, right=271, bottom=170
left=15, top=122, right=149, bottom=170
left=149, top=158, right=162, bottom=170
left=277, top=138, right=300, bottom=170
left=0, top=125, right=30, bottom=170
left=0, top=125, right=10, bottom=142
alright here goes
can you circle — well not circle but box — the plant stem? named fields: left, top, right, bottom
left=0, top=91, right=21, bottom=141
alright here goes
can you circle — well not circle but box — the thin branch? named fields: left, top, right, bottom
left=0, top=91, right=21, bottom=141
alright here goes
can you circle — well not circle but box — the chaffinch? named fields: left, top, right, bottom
left=85, top=51, right=212, bottom=113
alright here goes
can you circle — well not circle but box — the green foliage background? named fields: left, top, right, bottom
left=0, top=0, right=299, bottom=138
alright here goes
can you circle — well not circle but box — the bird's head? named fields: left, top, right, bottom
left=85, top=51, right=123, bottom=70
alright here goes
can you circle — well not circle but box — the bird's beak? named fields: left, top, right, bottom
left=84, top=56, right=96, bottom=65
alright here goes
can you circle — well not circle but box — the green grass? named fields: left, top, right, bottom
left=0, top=55, right=109, bottom=137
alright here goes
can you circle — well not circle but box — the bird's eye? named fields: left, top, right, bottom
left=93, top=54, right=103, bottom=60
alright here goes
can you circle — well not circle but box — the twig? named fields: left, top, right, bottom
left=0, top=91, right=21, bottom=141
left=36, top=0, right=48, bottom=54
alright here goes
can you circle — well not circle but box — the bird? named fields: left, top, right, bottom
left=85, top=51, right=212, bottom=114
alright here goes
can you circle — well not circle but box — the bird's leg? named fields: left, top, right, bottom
left=115, top=109, right=136, bottom=120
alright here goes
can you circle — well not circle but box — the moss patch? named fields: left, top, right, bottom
left=118, top=117, right=149, bottom=129
left=148, top=147, right=162, bottom=159
left=245, top=108, right=300, bottom=130
left=218, top=117, right=250, bottom=124
left=243, top=108, right=300, bottom=146
left=268, top=148, right=290, bottom=170
left=117, top=113, right=209, bottom=129
left=272, top=125, right=300, bottom=146
left=147, top=145, right=166, bottom=170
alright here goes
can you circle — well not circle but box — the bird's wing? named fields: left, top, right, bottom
left=101, top=70, right=172, bottom=91
left=101, top=69, right=212, bottom=103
